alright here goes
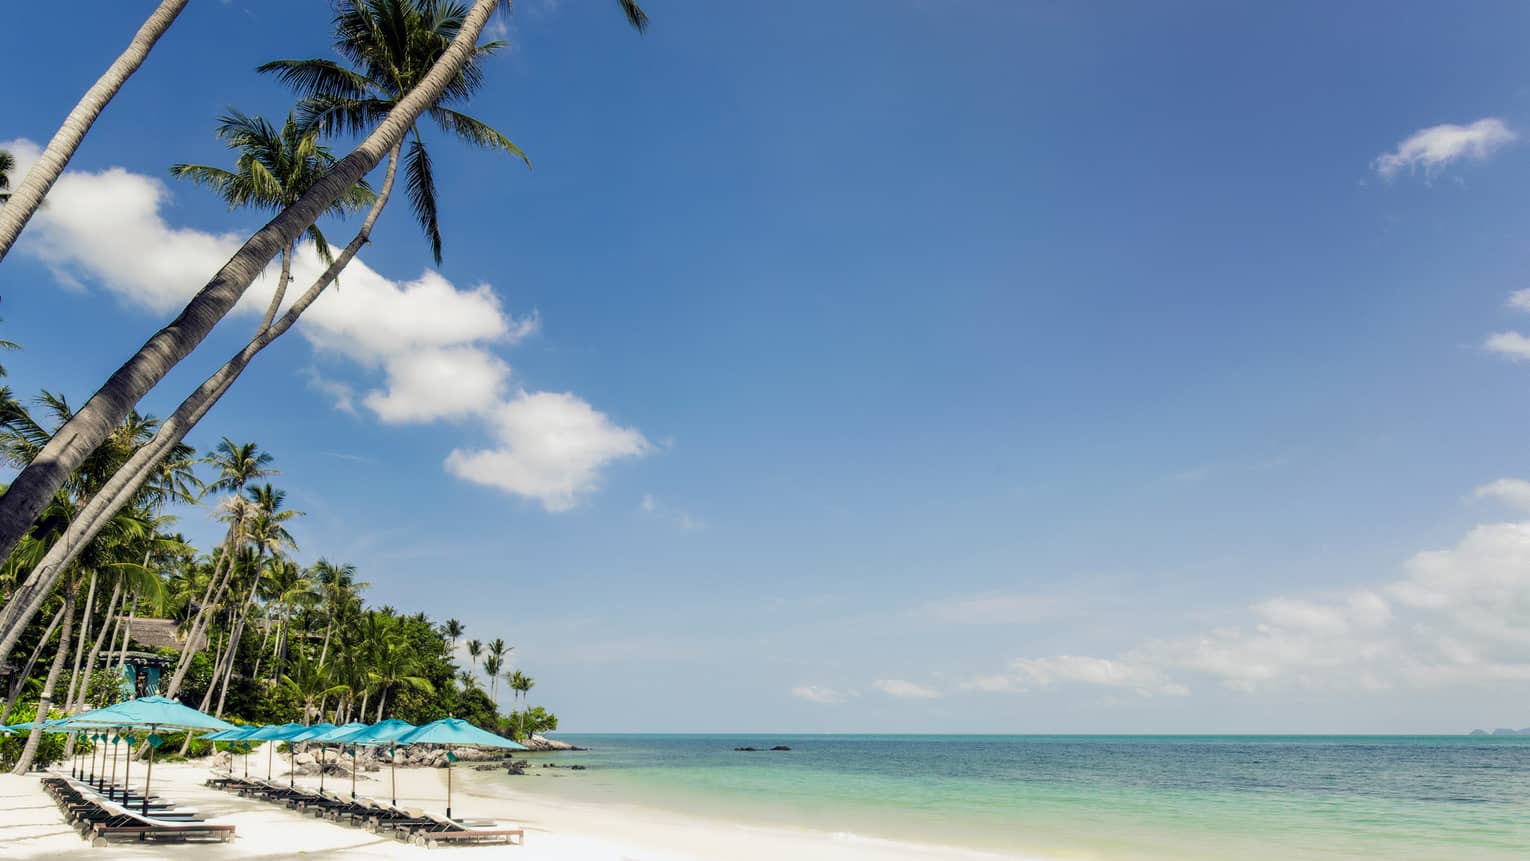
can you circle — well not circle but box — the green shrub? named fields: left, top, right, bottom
left=0, top=703, right=66, bottom=770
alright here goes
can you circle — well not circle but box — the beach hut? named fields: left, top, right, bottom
left=396, top=718, right=526, bottom=818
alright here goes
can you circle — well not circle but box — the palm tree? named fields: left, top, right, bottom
left=211, top=483, right=303, bottom=717
left=280, top=654, right=349, bottom=724
left=370, top=632, right=434, bottom=721
left=9, top=571, right=77, bottom=774
left=256, top=557, right=316, bottom=683
left=0, top=0, right=527, bottom=586
left=507, top=669, right=532, bottom=737
left=486, top=637, right=509, bottom=704
left=442, top=618, right=465, bottom=651
left=160, top=441, right=277, bottom=700
left=260, top=0, right=530, bottom=263
left=0, top=0, right=650, bottom=663
left=483, top=653, right=503, bottom=707
left=0, top=0, right=190, bottom=261
left=465, top=638, right=482, bottom=677
left=171, top=111, right=375, bottom=327
left=313, top=559, right=366, bottom=666
left=516, top=674, right=534, bottom=736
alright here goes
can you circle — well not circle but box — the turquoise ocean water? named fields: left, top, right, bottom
left=474, top=734, right=1530, bottom=860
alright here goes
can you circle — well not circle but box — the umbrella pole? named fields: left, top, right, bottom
left=142, top=725, right=157, bottom=816
left=267, top=740, right=274, bottom=781
left=109, top=737, right=119, bottom=800
left=350, top=745, right=356, bottom=800
left=390, top=744, right=397, bottom=807
left=318, top=743, right=325, bottom=792
left=244, top=742, right=250, bottom=779
left=446, top=747, right=453, bottom=820
left=122, top=736, right=131, bottom=804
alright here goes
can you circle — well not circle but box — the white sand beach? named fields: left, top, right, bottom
left=0, top=746, right=1027, bottom=861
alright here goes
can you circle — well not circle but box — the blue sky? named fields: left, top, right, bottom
left=7, top=0, right=1530, bottom=732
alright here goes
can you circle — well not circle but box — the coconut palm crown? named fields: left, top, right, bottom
left=170, top=111, right=375, bottom=264
left=257, top=0, right=647, bottom=263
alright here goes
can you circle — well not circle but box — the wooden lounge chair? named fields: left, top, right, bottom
left=407, top=813, right=524, bottom=848
left=52, top=787, right=234, bottom=846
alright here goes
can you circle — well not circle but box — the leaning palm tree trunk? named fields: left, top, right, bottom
left=0, top=0, right=501, bottom=573
left=11, top=586, right=75, bottom=774
left=72, top=581, right=122, bottom=711
left=212, top=558, right=266, bottom=717
left=112, top=591, right=137, bottom=680
left=0, top=0, right=189, bottom=263
left=1, top=603, right=65, bottom=725
left=162, top=528, right=243, bottom=698
left=0, top=146, right=401, bottom=672
left=63, top=571, right=98, bottom=714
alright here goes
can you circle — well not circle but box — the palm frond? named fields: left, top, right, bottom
left=256, top=58, right=374, bottom=102
left=404, top=136, right=443, bottom=263
left=617, top=0, right=649, bottom=33
left=296, top=95, right=396, bottom=139
left=428, top=106, right=530, bottom=167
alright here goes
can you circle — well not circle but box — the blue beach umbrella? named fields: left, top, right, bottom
left=336, top=719, right=415, bottom=804
left=397, top=718, right=526, bottom=818
left=300, top=722, right=368, bottom=794
left=246, top=723, right=308, bottom=781
left=63, top=696, right=236, bottom=814
left=284, top=723, right=338, bottom=789
left=206, top=725, right=261, bottom=779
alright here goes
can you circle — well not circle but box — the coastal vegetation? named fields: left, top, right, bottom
left=0, top=399, right=547, bottom=772
left=0, top=0, right=649, bottom=773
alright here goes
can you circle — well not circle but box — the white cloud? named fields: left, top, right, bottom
left=791, top=686, right=854, bottom=704
left=640, top=494, right=657, bottom=513
left=5, top=139, right=246, bottom=312
left=1474, top=479, right=1530, bottom=513
left=1372, top=118, right=1516, bottom=179
left=1484, top=331, right=1530, bottom=360
left=959, top=674, right=1022, bottom=693
left=969, top=482, right=1530, bottom=697
left=872, top=679, right=941, bottom=700
left=1010, top=656, right=1188, bottom=697
left=1485, top=290, right=1530, bottom=361
left=5, top=138, right=646, bottom=513
left=362, top=346, right=510, bottom=424
left=445, top=391, right=652, bottom=512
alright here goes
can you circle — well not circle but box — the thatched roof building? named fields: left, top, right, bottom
left=112, top=617, right=204, bottom=652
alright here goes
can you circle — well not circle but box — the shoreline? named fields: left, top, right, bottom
left=0, top=748, right=1043, bottom=860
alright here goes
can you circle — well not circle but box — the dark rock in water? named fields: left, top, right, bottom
left=770, top=746, right=792, bottom=751
left=474, top=764, right=501, bottom=772
left=733, top=746, right=759, bottom=752
left=570, top=765, right=586, bottom=770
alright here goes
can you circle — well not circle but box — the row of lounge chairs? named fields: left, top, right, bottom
left=42, top=776, right=236, bottom=846
left=206, top=773, right=523, bottom=847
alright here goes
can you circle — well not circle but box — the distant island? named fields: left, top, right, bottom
left=1469, top=728, right=1530, bottom=736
